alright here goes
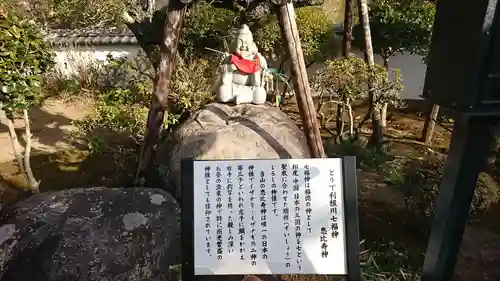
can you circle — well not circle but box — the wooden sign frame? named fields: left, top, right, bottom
left=181, top=157, right=361, bottom=281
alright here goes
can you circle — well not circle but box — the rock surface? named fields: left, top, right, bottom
left=0, top=187, right=180, bottom=281
left=156, top=102, right=310, bottom=198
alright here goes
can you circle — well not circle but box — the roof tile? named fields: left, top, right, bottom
left=44, top=28, right=138, bottom=45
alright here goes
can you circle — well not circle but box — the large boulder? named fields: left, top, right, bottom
left=155, top=102, right=310, bottom=198
left=0, top=187, right=180, bottom=281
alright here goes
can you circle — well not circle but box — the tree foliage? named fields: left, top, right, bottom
left=254, top=6, right=338, bottom=62
left=48, top=0, right=127, bottom=28
left=0, top=3, right=55, bottom=192
left=354, top=0, right=436, bottom=65
left=180, top=1, right=237, bottom=59
left=179, top=3, right=338, bottom=64
left=0, top=4, right=54, bottom=115
left=311, top=57, right=404, bottom=139
left=12, top=0, right=129, bottom=28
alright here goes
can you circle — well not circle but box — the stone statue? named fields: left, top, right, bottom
left=214, top=24, right=270, bottom=105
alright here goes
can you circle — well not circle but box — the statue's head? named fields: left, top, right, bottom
left=232, top=24, right=258, bottom=59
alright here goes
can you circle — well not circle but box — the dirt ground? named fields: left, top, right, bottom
left=1, top=98, right=500, bottom=280
left=0, top=99, right=90, bottom=163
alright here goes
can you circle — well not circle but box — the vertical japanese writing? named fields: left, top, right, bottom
left=248, top=165, right=257, bottom=266
left=281, top=163, right=291, bottom=268
left=304, top=164, right=312, bottom=234
left=329, top=169, right=339, bottom=239
left=204, top=165, right=212, bottom=256
left=292, top=164, right=303, bottom=270
left=259, top=169, right=268, bottom=260
left=271, top=165, right=278, bottom=215
left=237, top=165, right=246, bottom=260
left=194, top=159, right=349, bottom=274
left=320, top=227, right=329, bottom=258
left=226, top=165, right=235, bottom=254
left=215, top=166, right=223, bottom=260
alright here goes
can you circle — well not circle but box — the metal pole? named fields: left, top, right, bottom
left=421, top=115, right=499, bottom=281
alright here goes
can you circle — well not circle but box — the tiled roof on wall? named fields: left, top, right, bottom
left=44, top=28, right=138, bottom=45
left=44, top=24, right=344, bottom=46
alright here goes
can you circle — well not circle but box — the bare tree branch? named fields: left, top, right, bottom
left=122, top=10, right=161, bottom=69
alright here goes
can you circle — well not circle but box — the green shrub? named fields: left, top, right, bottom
left=73, top=55, right=214, bottom=151
left=382, top=155, right=407, bottom=186
left=95, top=54, right=153, bottom=106
left=389, top=155, right=500, bottom=227
left=44, top=51, right=154, bottom=101
left=42, top=74, right=80, bottom=97
left=324, top=139, right=391, bottom=170
left=312, top=57, right=404, bottom=141
left=73, top=101, right=148, bottom=152
left=167, top=57, right=214, bottom=126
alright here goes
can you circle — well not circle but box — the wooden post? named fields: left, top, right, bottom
left=422, top=104, right=440, bottom=144
left=276, top=2, right=326, bottom=158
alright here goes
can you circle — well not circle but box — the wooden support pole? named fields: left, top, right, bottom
left=422, top=104, right=440, bottom=144
left=276, top=2, right=326, bottom=158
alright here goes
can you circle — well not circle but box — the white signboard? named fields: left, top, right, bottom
left=192, top=158, right=347, bottom=275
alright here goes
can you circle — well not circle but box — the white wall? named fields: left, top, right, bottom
left=52, top=45, right=141, bottom=76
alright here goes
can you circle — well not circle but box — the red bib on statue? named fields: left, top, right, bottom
left=230, top=53, right=261, bottom=74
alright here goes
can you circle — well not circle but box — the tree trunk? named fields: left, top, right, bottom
left=422, top=104, right=440, bottom=144
left=342, top=0, right=354, bottom=57
left=335, top=101, right=343, bottom=141
left=339, top=104, right=345, bottom=140
left=0, top=108, right=39, bottom=192
left=276, top=2, right=326, bottom=158
left=381, top=56, right=389, bottom=129
left=347, top=101, right=354, bottom=136
left=357, top=0, right=381, bottom=148
left=383, top=56, right=389, bottom=70
left=339, top=0, right=354, bottom=140
left=135, top=1, right=187, bottom=185
left=357, top=0, right=375, bottom=66
left=3, top=115, right=25, bottom=173
left=381, top=103, right=388, bottom=128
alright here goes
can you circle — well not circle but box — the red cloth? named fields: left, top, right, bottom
left=230, top=53, right=261, bottom=74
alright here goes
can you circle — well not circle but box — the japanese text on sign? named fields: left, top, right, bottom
left=193, top=158, right=347, bottom=275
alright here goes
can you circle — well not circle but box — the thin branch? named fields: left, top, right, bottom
left=23, top=109, right=39, bottom=192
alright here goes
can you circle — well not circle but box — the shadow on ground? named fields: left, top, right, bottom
left=0, top=145, right=139, bottom=207
left=0, top=106, right=77, bottom=152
